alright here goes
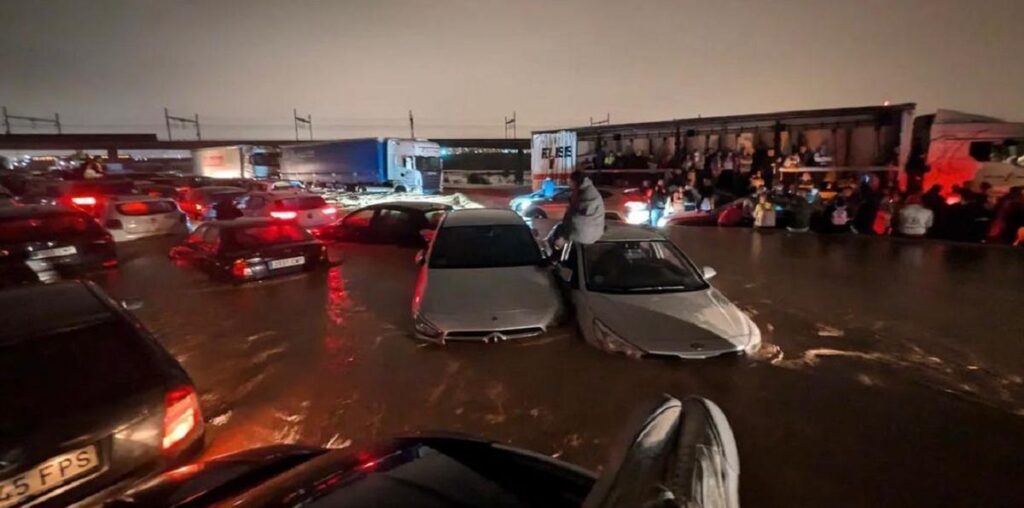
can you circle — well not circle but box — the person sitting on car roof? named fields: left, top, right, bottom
left=548, top=171, right=606, bottom=253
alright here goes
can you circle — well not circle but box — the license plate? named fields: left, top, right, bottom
left=29, top=246, right=77, bottom=259
left=0, top=445, right=101, bottom=508
left=269, top=256, right=305, bottom=270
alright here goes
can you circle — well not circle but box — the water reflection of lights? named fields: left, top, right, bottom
left=326, top=266, right=349, bottom=326
left=324, top=266, right=355, bottom=369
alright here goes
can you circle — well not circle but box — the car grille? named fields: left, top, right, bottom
left=445, top=327, right=545, bottom=342
left=421, top=170, right=442, bottom=193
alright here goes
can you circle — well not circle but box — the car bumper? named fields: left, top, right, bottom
left=111, top=225, right=188, bottom=243
left=414, top=312, right=560, bottom=344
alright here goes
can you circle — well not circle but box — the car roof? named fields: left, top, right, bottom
left=366, top=201, right=452, bottom=212
left=597, top=224, right=668, bottom=242
left=195, top=186, right=245, bottom=194
left=0, top=282, right=112, bottom=343
left=205, top=217, right=282, bottom=229
left=0, top=204, right=80, bottom=219
left=441, top=208, right=524, bottom=227
left=263, top=191, right=322, bottom=199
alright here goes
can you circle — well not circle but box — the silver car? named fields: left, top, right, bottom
left=97, top=195, right=189, bottom=242
left=557, top=225, right=761, bottom=359
left=512, top=186, right=650, bottom=224
left=412, top=209, right=565, bottom=343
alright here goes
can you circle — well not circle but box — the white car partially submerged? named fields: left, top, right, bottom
left=97, top=195, right=188, bottom=242
left=557, top=225, right=760, bottom=359
left=412, top=208, right=564, bottom=343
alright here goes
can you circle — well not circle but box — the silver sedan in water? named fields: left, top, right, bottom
left=412, top=208, right=564, bottom=343
left=556, top=225, right=761, bottom=359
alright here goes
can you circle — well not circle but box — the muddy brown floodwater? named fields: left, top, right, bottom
left=89, top=198, right=1024, bottom=508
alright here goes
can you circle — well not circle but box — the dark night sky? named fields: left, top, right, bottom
left=2, top=0, right=1021, bottom=140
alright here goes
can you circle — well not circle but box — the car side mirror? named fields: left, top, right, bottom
left=556, top=265, right=573, bottom=282
left=419, top=229, right=435, bottom=244
left=415, top=250, right=426, bottom=266
left=702, top=266, right=717, bottom=280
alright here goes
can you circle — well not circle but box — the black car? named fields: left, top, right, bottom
left=322, top=202, right=452, bottom=247
left=109, top=396, right=740, bottom=508
left=0, top=206, right=118, bottom=277
left=169, top=218, right=329, bottom=282
left=0, top=282, right=205, bottom=507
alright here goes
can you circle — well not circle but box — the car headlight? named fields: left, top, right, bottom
left=593, top=319, right=644, bottom=358
left=414, top=313, right=443, bottom=340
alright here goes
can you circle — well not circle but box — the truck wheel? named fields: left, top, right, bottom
left=527, top=208, right=547, bottom=219
left=394, top=185, right=407, bottom=193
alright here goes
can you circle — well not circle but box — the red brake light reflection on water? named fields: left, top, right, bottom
left=270, top=210, right=297, bottom=220
left=321, top=206, right=337, bottom=216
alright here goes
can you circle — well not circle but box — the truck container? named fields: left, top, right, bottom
left=278, top=138, right=442, bottom=193
left=193, top=145, right=279, bottom=180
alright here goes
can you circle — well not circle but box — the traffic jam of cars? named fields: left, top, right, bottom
left=0, top=172, right=755, bottom=507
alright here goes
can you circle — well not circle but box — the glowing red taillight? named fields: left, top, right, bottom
left=231, top=258, right=252, bottom=278
left=321, top=206, right=337, bottom=216
left=162, top=385, right=201, bottom=452
left=71, top=196, right=97, bottom=206
left=270, top=210, right=297, bottom=220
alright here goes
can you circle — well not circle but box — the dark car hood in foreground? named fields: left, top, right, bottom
left=110, top=437, right=596, bottom=508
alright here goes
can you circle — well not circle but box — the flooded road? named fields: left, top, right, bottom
left=89, top=218, right=1024, bottom=507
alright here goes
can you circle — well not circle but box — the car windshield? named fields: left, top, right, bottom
left=0, top=213, right=100, bottom=242
left=583, top=240, right=707, bottom=293
left=429, top=225, right=541, bottom=269
left=224, top=224, right=311, bottom=249
left=274, top=196, right=327, bottom=210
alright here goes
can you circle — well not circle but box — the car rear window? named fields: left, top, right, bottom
left=116, top=200, right=178, bottom=216
left=274, top=196, right=327, bottom=210
left=0, top=319, right=164, bottom=433
left=225, top=224, right=312, bottom=249
left=0, top=213, right=102, bottom=242
left=430, top=225, right=541, bottom=269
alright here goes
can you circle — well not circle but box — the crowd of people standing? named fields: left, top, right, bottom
left=629, top=146, right=1024, bottom=246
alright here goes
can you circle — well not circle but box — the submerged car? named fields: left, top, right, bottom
left=177, top=186, right=246, bottom=221
left=20, top=178, right=138, bottom=218
left=169, top=218, right=329, bottom=283
left=511, top=186, right=650, bottom=224
left=557, top=225, right=760, bottom=359
left=108, top=395, right=739, bottom=508
left=412, top=208, right=564, bottom=343
left=322, top=201, right=451, bottom=246
left=0, top=282, right=204, bottom=507
left=238, top=191, right=338, bottom=236
left=0, top=205, right=117, bottom=275
left=97, top=195, right=189, bottom=242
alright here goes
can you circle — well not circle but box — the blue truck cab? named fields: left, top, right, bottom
left=278, top=138, right=442, bottom=193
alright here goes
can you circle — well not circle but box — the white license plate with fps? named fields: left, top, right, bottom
left=0, top=444, right=101, bottom=508
left=269, top=256, right=305, bottom=270
left=29, top=246, right=77, bottom=259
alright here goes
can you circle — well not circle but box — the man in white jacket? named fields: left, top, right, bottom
left=896, top=194, right=934, bottom=237
left=549, top=171, right=606, bottom=251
